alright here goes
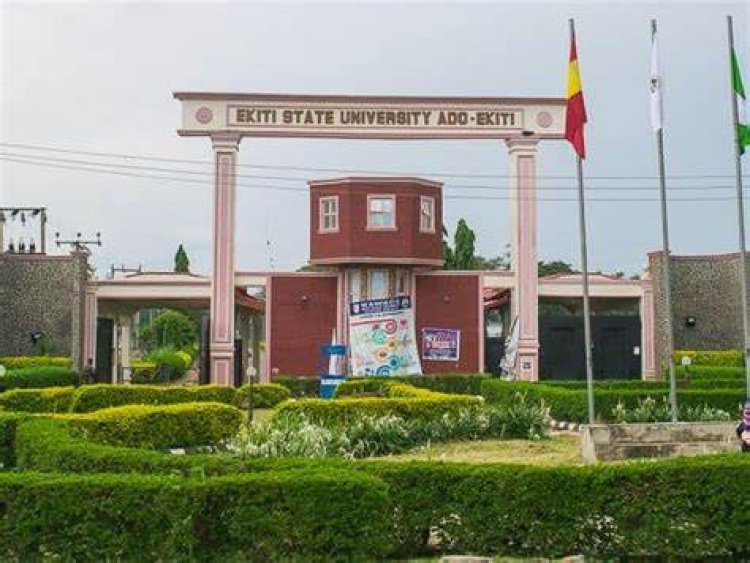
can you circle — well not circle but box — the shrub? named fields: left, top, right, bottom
left=673, top=349, right=744, bottom=367
left=0, top=470, right=390, bottom=561
left=0, top=366, right=80, bottom=392
left=236, top=383, right=291, bottom=409
left=675, top=365, right=745, bottom=380
left=611, top=396, right=734, bottom=423
left=143, top=347, right=191, bottom=381
left=0, top=387, right=75, bottom=413
left=272, top=375, right=320, bottom=397
left=129, top=360, right=158, bottom=384
left=0, top=413, right=25, bottom=468
left=0, top=356, right=72, bottom=370
left=335, top=374, right=488, bottom=398
left=275, top=393, right=483, bottom=428
left=70, top=402, right=244, bottom=449
left=334, top=378, right=391, bottom=398
left=138, top=309, right=198, bottom=352
left=69, top=384, right=237, bottom=413
left=481, top=380, right=745, bottom=422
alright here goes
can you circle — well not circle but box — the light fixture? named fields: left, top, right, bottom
left=685, top=316, right=697, bottom=328
left=300, top=295, right=309, bottom=303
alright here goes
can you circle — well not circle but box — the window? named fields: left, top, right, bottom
left=368, top=270, right=388, bottom=300
left=420, top=196, right=435, bottom=232
left=319, top=196, right=338, bottom=233
left=367, top=195, right=396, bottom=229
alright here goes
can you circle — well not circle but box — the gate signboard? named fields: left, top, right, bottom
left=421, top=328, right=461, bottom=361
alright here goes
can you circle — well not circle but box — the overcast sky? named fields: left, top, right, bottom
left=1, top=0, right=748, bottom=278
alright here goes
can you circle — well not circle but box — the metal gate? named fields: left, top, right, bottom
left=539, top=315, right=641, bottom=380
left=95, top=318, right=114, bottom=383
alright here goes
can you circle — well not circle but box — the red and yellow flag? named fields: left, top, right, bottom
left=565, top=32, right=587, bottom=159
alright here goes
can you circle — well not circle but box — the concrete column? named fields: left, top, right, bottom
left=119, top=313, right=132, bottom=383
left=210, top=133, right=241, bottom=386
left=82, top=285, right=98, bottom=368
left=506, top=138, right=539, bottom=381
left=641, top=283, right=657, bottom=379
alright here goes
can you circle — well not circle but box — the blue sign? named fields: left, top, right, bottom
left=422, top=328, right=461, bottom=361
left=350, top=296, right=411, bottom=316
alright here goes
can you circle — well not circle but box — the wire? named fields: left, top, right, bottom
left=2, top=150, right=748, bottom=193
left=2, top=154, right=747, bottom=203
left=0, top=141, right=744, bottom=181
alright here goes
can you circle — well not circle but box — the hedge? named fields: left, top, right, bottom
left=0, top=356, right=72, bottom=370
left=129, top=360, right=157, bottom=384
left=69, top=384, right=238, bottom=413
left=0, top=387, right=75, bottom=413
left=272, top=375, right=320, bottom=397
left=0, top=470, right=390, bottom=561
left=275, top=388, right=483, bottom=428
left=674, top=365, right=745, bottom=380
left=236, top=383, right=291, bottom=409
left=363, top=454, right=750, bottom=558
left=547, top=378, right=744, bottom=390
left=673, top=349, right=744, bottom=367
left=0, top=412, right=25, bottom=468
left=481, top=380, right=745, bottom=422
left=0, top=366, right=80, bottom=392
left=70, top=402, right=244, bottom=449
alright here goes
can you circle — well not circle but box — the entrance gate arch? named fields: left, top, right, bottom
left=174, top=92, right=567, bottom=385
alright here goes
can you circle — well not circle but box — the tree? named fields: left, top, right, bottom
left=451, top=219, right=477, bottom=270
left=538, top=260, right=575, bottom=277
left=174, top=244, right=190, bottom=273
left=441, top=226, right=454, bottom=268
left=139, top=309, right=198, bottom=352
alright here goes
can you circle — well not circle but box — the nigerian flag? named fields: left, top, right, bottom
left=733, top=48, right=750, bottom=154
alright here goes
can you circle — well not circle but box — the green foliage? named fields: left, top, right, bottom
left=129, top=360, right=157, bottom=384
left=611, top=396, right=733, bottom=423
left=0, top=366, right=80, bottom=392
left=335, top=374, right=487, bottom=397
left=272, top=375, right=320, bottom=397
left=481, top=380, right=745, bottom=422
left=0, top=469, right=390, bottom=561
left=236, top=383, right=291, bottom=409
left=173, top=243, right=190, bottom=273
left=0, top=356, right=72, bottom=370
left=0, top=387, right=75, bottom=413
left=138, top=309, right=198, bottom=352
left=446, top=218, right=477, bottom=270
left=674, top=365, right=745, bottom=380
left=69, top=384, right=238, bottom=413
left=70, top=402, right=244, bottom=449
left=673, top=349, right=744, bottom=367
left=138, top=347, right=192, bottom=382
left=538, top=260, right=575, bottom=277
left=364, top=453, right=750, bottom=558
left=0, top=413, right=25, bottom=468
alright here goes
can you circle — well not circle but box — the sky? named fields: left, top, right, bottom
left=1, top=0, right=749, bottom=278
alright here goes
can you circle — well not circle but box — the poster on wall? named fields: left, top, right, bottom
left=348, top=296, right=422, bottom=376
left=421, top=328, right=461, bottom=361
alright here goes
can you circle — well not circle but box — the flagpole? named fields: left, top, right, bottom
left=651, top=19, right=678, bottom=422
left=569, top=18, right=595, bottom=425
left=727, top=15, right=750, bottom=399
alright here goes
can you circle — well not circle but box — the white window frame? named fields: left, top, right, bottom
left=366, top=194, right=396, bottom=231
left=319, top=195, right=339, bottom=233
left=419, top=196, right=435, bottom=233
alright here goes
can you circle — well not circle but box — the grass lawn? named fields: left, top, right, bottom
left=378, top=434, right=582, bottom=465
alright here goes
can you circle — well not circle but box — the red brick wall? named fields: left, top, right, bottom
left=268, top=275, right=338, bottom=376
left=310, top=180, right=442, bottom=264
left=415, top=274, right=482, bottom=373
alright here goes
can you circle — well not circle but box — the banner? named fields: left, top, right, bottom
left=421, top=328, right=461, bottom=361
left=348, top=296, right=422, bottom=376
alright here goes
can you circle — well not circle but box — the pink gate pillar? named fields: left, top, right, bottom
left=210, top=133, right=241, bottom=385
left=506, top=138, right=540, bottom=381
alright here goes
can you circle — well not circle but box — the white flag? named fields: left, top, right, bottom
left=650, top=26, right=663, bottom=131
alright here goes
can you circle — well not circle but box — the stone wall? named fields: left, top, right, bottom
left=648, top=251, right=749, bottom=374
left=581, top=422, right=739, bottom=462
left=0, top=252, right=89, bottom=368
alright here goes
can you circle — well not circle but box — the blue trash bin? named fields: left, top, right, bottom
left=319, top=344, right=347, bottom=399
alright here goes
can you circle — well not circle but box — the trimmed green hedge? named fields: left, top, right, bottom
left=272, top=375, right=320, bottom=397
left=70, top=402, right=244, bottom=449
left=0, top=387, right=75, bottom=413
left=0, top=413, right=25, bottom=468
left=236, top=383, right=291, bottom=409
left=673, top=349, right=744, bottom=367
left=0, top=470, right=390, bottom=561
left=0, top=366, right=80, bottom=392
left=674, top=365, right=745, bottom=380
left=275, top=387, right=483, bottom=427
left=69, top=384, right=238, bottom=413
left=481, top=380, right=745, bottom=422
left=0, top=356, right=73, bottom=370
left=364, top=454, right=750, bottom=558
